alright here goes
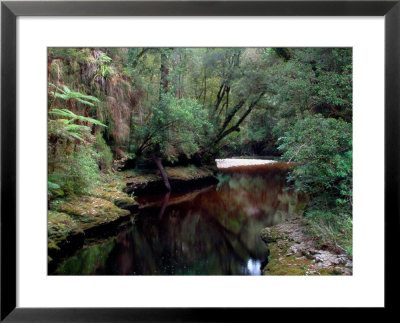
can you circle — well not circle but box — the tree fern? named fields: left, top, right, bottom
left=50, top=83, right=101, bottom=107
left=49, top=109, right=107, bottom=142
left=65, top=124, right=91, bottom=132
left=49, top=108, right=107, bottom=127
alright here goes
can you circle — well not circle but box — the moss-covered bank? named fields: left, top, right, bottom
left=260, top=218, right=352, bottom=275
left=48, top=165, right=218, bottom=265
left=123, top=165, right=218, bottom=195
left=48, top=181, right=138, bottom=262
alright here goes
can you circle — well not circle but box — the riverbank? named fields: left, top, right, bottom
left=215, top=158, right=277, bottom=168
left=48, top=165, right=218, bottom=266
left=48, top=181, right=138, bottom=263
left=123, top=165, right=218, bottom=195
left=261, top=217, right=352, bottom=275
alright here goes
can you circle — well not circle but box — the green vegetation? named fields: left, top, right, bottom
left=273, top=49, right=353, bottom=255
left=134, top=94, right=212, bottom=161
left=48, top=47, right=352, bottom=258
left=278, top=115, right=352, bottom=254
left=260, top=219, right=351, bottom=275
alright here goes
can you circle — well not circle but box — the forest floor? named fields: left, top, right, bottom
left=261, top=217, right=353, bottom=275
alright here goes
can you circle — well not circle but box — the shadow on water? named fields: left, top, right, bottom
left=52, top=164, right=306, bottom=275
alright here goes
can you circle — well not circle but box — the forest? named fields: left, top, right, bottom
left=48, top=47, right=352, bottom=275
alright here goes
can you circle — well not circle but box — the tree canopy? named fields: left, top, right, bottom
left=48, top=47, right=352, bottom=253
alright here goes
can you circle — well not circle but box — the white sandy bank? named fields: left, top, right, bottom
left=215, top=158, right=277, bottom=169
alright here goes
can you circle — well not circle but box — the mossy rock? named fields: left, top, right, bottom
left=123, top=166, right=214, bottom=185
left=50, top=196, right=130, bottom=231
left=261, top=218, right=352, bottom=276
left=165, top=166, right=214, bottom=180
left=262, top=242, right=311, bottom=275
left=260, top=227, right=284, bottom=243
left=48, top=210, right=84, bottom=254
left=123, top=172, right=160, bottom=186
left=90, top=186, right=138, bottom=210
left=48, top=211, right=80, bottom=244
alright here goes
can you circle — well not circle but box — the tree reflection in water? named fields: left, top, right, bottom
left=54, top=166, right=306, bottom=275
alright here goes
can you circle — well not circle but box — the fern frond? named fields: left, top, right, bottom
left=68, top=132, right=86, bottom=142
left=50, top=108, right=76, bottom=118
left=50, top=108, right=107, bottom=128
left=77, top=94, right=101, bottom=102
left=48, top=181, right=60, bottom=190
left=76, top=98, right=95, bottom=106
left=49, top=83, right=101, bottom=104
left=65, top=124, right=91, bottom=132
left=53, top=93, right=70, bottom=100
left=48, top=180, right=64, bottom=197
left=49, top=83, right=65, bottom=93
left=81, top=117, right=107, bottom=127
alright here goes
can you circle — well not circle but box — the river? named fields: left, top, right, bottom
left=51, top=161, right=305, bottom=275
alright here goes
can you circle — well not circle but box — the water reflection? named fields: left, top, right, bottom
left=246, top=258, right=262, bottom=275
left=53, top=166, right=306, bottom=275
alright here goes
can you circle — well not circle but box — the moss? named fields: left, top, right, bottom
left=122, top=171, right=160, bottom=186
left=90, top=185, right=138, bottom=209
left=48, top=210, right=82, bottom=250
left=261, top=218, right=352, bottom=276
left=260, top=227, right=286, bottom=243
left=48, top=240, right=61, bottom=251
left=48, top=176, right=137, bottom=259
left=263, top=243, right=310, bottom=275
left=50, top=195, right=130, bottom=231
left=165, top=166, right=214, bottom=180
left=122, top=166, right=214, bottom=186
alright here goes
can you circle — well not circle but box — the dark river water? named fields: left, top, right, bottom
left=52, top=164, right=305, bottom=275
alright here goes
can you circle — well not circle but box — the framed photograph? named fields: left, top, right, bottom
left=1, top=0, right=398, bottom=320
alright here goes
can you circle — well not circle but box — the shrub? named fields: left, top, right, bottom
left=278, top=114, right=352, bottom=255
left=48, top=105, right=107, bottom=197
left=94, top=133, right=114, bottom=172
left=134, top=94, right=213, bottom=161
left=49, top=144, right=101, bottom=196
left=278, top=114, right=352, bottom=208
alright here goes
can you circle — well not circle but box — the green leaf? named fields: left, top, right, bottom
left=65, top=124, right=91, bottom=132
left=68, top=132, right=86, bottom=142
left=76, top=98, right=95, bottom=106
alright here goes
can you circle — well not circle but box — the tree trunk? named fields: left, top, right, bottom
left=159, top=51, right=169, bottom=100
left=203, top=71, right=207, bottom=105
left=47, top=57, right=52, bottom=83
left=153, top=156, right=171, bottom=191
left=153, top=49, right=171, bottom=192
left=128, top=108, right=133, bottom=152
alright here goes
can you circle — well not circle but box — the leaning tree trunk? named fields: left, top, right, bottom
left=153, top=155, right=171, bottom=191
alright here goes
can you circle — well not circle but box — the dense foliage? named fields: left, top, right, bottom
left=278, top=115, right=352, bottom=254
left=47, top=47, right=352, bottom=254
left=134, top=94, right=213, bottom=161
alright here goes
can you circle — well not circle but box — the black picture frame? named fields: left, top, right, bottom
left=1, top=0, right=398, bottom=321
